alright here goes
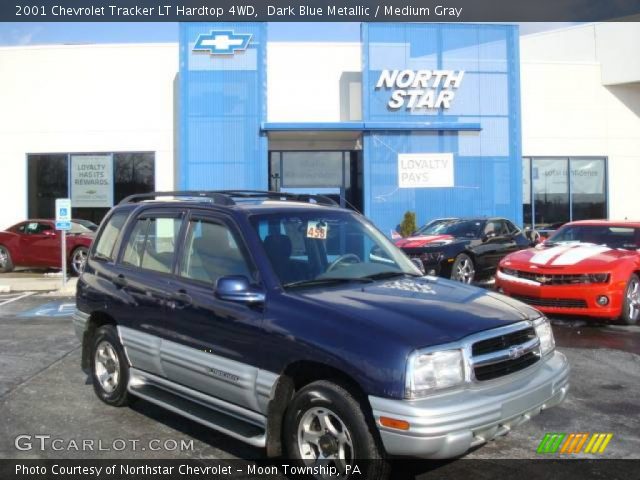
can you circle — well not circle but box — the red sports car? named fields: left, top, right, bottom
left=0, top=219, right=94, bottom=275
left=496, top=220, right=640, bottom=324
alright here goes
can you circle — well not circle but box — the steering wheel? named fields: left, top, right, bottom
left=327, top=253, right=361, bottom=272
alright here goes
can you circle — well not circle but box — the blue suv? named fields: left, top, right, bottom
left=74, top=191, right=569, bottom=477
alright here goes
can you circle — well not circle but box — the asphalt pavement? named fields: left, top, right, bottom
left=0, top=288, right=639, bottom=473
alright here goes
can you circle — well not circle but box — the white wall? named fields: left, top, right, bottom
left=521, top=27, right=640, bottom=221
left=0, top=43, right=177, bottom=229
left=267, top=42, right=361, bottom=122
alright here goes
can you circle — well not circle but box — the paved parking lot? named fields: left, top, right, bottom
left=0, top=290, right=639, bottom=474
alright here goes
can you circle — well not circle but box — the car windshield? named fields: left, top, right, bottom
left=414, top=219, right=453, bottom=235
left=70, top=222, right=92, bottom=234
left=250, top=210, right=422, bottom=288
left=547, top=225, right=640, bottom=250
left=418, top=219, right=482, bottom=238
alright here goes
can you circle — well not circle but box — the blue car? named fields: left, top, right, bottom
left=74, top=190, right=569, bottom=478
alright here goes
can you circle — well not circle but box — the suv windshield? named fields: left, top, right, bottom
left=418, top=219, right=483, bottom=239
left=250, top=211, right=421, bottom=288
left=547, top=225, right=640, bottom=250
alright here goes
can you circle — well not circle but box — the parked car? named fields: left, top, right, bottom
left=73, top=218, right=99, bottom=232
left=74, top=191, right=568, bottom=476
left=496, top=220, right=640, bottom=324
left=0, top=219, right=93, bottom=275
left=395, top=217, right=533, bottom=283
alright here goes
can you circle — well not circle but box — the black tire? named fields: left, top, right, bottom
left=69, top=246, right=89, bottom=276
left=450, top=253, right=475, bottom=284
left=0, top=245, right=14, bottom=273
left=90, top=325, right=132, bottom=407
left=620, top=274, right=640, bottom=325
left=283, top=380, right=390, bottom=480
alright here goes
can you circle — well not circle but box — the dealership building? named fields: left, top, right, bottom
left=0, top=22, right=639, bottom=235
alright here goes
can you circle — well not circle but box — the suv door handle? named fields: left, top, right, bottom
left=112, top=274, right=127, bottom=288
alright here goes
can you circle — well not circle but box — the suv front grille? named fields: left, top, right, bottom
left=471, top=326, right=541, bottom=381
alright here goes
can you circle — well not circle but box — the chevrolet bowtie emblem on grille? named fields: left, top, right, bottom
left=508, top=345, right=526, bottom=359
left=536, top=276, right=550, bottom=284
left=193, top=30, right=252, bottom=55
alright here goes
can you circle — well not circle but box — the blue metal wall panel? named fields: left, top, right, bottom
left=362, top=23, right=522, bottom=236
left=179, top=23, right=267, bottom=190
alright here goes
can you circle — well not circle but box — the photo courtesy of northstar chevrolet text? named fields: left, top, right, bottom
left=0, top=1, right=639, bottom=479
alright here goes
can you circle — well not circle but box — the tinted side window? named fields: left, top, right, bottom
left=122, top=218, right=149, bottom=268
left=94, top=211, right=129, bottom=261
left=180, top=219, right=251, bottom=285
left=122, top=216, right=181, bottom=273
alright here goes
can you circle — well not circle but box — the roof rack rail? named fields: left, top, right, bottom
left=118, top=190, right=339, bottom=207
left=118, top=191, right=235, bottom=206
left=215, top=190, right=338, bottom=206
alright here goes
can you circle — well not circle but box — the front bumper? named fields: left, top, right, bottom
left=369, top=350, right=569, bottom=459
left=495, top=271, right=624, bottom=319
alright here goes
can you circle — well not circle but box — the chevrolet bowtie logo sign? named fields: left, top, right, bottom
left=193, top=30, right=252, bottom=55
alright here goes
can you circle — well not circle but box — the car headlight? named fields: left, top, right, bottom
left=405, top=349, right=465, bottom=398
left=533, top=316, right=555, bottom=356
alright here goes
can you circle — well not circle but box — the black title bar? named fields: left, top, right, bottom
left=4, top=0, right=640, bottom=22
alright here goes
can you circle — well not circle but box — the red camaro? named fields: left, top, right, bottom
left=496, top=220, right=640, bottom=324
left=0, top=219, right=94, bottom=275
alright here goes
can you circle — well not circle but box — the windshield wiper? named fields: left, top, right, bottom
left=284, top=277, right=374, bottom=289
left=361, top=271, right=419, bottom=280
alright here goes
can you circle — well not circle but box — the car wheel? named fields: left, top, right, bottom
left=621, top=274, right=640, bottom=325
left=451, top=253, right=475, bottom=284
left=283, top=380, right=389, bottom=480
left=0, top=245, right=14, bottom=273
left=90, top=325, right=132, bottom=406
left=70, top=246, right=89, bottom=276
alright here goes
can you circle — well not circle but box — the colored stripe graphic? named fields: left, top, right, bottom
left=537, top=433, right=566, bottom=453
left=539, top=433, right=613, bottom=454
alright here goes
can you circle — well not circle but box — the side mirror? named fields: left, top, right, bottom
left=411, top=257, right=426, bottom=275
left=215, top=276, right=265, bottom=304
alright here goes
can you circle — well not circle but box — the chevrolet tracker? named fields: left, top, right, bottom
left=74, top=191, right=569, bottom=478
left=496, top=220, right=640, bottom=324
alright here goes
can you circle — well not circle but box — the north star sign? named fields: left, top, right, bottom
left=375, top=69, right=465, bottom=110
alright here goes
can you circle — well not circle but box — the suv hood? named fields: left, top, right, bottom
left=295, top=277, right=539, bottom=348
left=502, top=243, right=639, bottom=270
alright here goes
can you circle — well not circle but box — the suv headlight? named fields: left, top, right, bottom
left=405, top=349, right=464, bottom=398
left=533, top=316, right=555, bottom=356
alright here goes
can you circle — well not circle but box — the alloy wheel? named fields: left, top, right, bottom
left=72, top=248, right=88, bottom=275
left=627, top=278, right=640, bottom=322
left=453, top=258, right=475, bottom=284
left=0, top=247, right=7, bottom=269
left=297, top=406, right=354, bottom=475
left=94, top=341, right=120, bottom=393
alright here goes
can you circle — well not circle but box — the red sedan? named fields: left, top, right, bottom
left=495, top=220, right=640, bottom=324
left=0, top=219, right=94, bottom=275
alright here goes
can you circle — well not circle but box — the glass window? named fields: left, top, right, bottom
left=180, top=220, right=252, bottom=285
left=549, top=225, right=639, bottom=250
left=523, top=157, right=607, bottom=231
left=522, top=157, right=532, bottom=229
left=250, top=211, right=421, bottom=287
left=571, top=159, right=606, bottom=221
left=281, top=152, right=344, bottom=188
left=94, top=211, right=129, bottom=261
left=27, top=152, right=155, bottom=226
left=140, top=217, right=181, bottom=273
left=533, top=158, right=570, bottom=231
left=122, top=218, right=149, bottom=268
left=121, top=216, right=181, bottom=273
left=27, top=154, right=69, bottom=219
